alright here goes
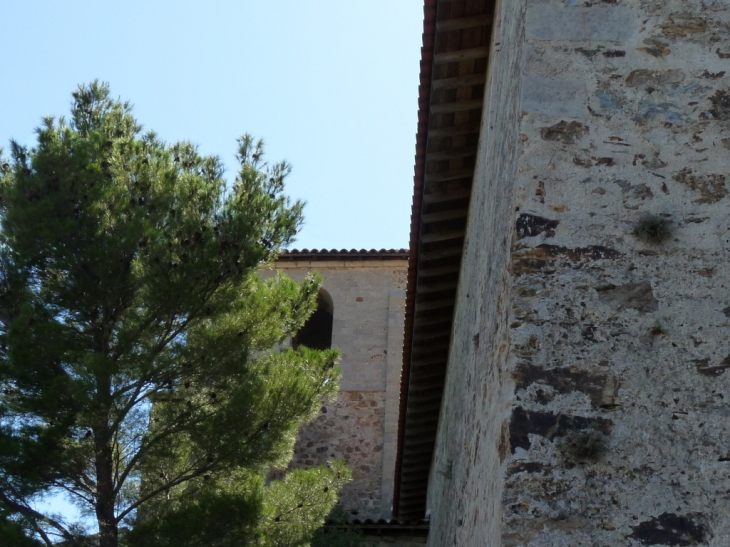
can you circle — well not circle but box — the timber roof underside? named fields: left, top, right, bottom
left=395, top=0, right=495, bottom=520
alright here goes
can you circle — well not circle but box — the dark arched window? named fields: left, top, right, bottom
left=293, top=289, right=333, bottom=350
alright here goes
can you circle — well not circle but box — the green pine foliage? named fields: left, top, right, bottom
left=0, top=82, right=347, bottom=547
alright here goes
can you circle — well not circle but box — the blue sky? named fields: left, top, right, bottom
left=1, top=1, right=423, bottom=251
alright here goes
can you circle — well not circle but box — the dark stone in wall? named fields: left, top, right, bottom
left=516, top=213, right=559, bottom=239
left=629, top=512, right=708, bottom=546
left=512, top=244, right=621, bottom=275
left=626, top=69, right=685, bottom=88
left=694, top=356, right=730, bottom=377
left=702, top=70, right=725, bottom=80
left=659, top=15, right=707, bottom=40
left=512, top=362, right=613, bottom=408
left=597, top=281, right=658, bottom=313
left=533, top=244, right=620, bottom=261
left=673, top=168, right=728, bottom=204
left=576, top=47, right=600, bottom=59
left=540, top=120, right=589, bottom=143
left=509, top=407, right=613, bottom=453
left=582, top=324, right=598, bottom=342
left=709, top=89, right=730, bottom=120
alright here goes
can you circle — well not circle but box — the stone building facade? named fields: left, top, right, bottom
left=264, top=250, right=408, bottom=520
left=396, top=0, right=730, bottom=546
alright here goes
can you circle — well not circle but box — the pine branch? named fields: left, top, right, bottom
left=0, top=490, right=77, bottom=545
left=27, top=517, right=54, bottom=547
left=114, top=461, right=214, bottom=523
left=50, top=480, right=94, bottom=505
left=111, top=402, right=196, bottom=497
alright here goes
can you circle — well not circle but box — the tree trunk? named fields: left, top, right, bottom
left=95, top=430, right=118, bottom=547
left=95, top=366, right=118, bottom=547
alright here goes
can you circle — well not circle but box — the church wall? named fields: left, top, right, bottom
left=264, top=261, right=407, bottom=519
left=427, top=0, right=730, bottom=545
left=425, top=0, right=526, bottom=543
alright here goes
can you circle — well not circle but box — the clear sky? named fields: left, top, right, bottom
left=0, top=1, right=423, bottom=252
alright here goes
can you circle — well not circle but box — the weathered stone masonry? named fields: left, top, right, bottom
left=419, top=0, right=730, bottom=545
left=265, top=253, right=407, bottom=520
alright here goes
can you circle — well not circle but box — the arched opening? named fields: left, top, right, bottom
left=293, top=289, right=333, bottom=350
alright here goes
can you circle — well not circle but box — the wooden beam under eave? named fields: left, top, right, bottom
left=408, top=373, right=447, bottom=389
left=415, top=279, right=459, bottom=294
left=422, top=187, right=471, bottom=204
left=412, top=297, right=455, bottom=311
left=401, top=466, right=435, bottom=480
left=423, top=168, right=474, bottom=183
left=434, top=47, right=489, bottom=64
left=405, top=392, right=444, bottom=407
left=405, top=390, right=443, bottom=406
left=420, top=229, right=466, bottom=244
left=427, top=123, right=482, bottom=138
left=430, top=99, right=483, bottom=114
left=399, top=467, right=433, bottom=480
left=436, top=14, right=493, bottom=32
left=408, top=367, right=447, bottom=382
left=412, top=331, right=452, bottom=348
left=417, top=263, right=461, bottom=277
left=418, top=246, right=464, bottom=261
left=410, top=345, right=450, bottom=359
left=399, top=461, right=433, bottom=474
left=404, top=418, right=440, bottom=434
left=412, top=314, right=452, bottom=328
left=410, top=351, right=447, bottom=364
left=409, top=358, right=447, bottom=372
left=400, top=451, right=436, bottom=466
left=409, top=379, right=448, bottom=396
left=397, top=496, right=428, bottom=508
left=398, top=413, right=438, bottom=427
left=431, top=72, right=487, bottom=89
left=411, top=329, right=451, bottom=346
left=404, top=405, right=443, bottom=421
left=426, top=146, right=478, bottom=161
left=403, top=417, right=441, bottom=433
left=421, top=207, right=469, bottom=223
left=398, top=491, right=429, bottom=503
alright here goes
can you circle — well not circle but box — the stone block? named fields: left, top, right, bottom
left=525, top=6, right=636, bottom=42
left=522, top=76, right=587, bottom=118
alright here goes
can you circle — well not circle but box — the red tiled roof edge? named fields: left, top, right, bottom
left=276, top=248, right=408, bottom=261
left=393, top=0, right=437, bottom=518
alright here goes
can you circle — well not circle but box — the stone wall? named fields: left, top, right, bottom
left=293, top=391, right=386, bottom=516
left=427, top=0, right=730, bottom=545
left=265, top=260, right=407, bottom=519
left=425, top=0, right=526, bottom=543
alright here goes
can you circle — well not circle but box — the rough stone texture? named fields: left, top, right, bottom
left=426, top=0, right=730, bottom=545
left=293, top=391, right=386, bottom=517
left=263, top=261, right=407, bottom=519
left=425, top=0, right=525, bottom=543
left=525, top=5, right=636, bottom=42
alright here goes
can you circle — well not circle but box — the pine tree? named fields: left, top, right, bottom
left=0, top=82, right=347, bottom=547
